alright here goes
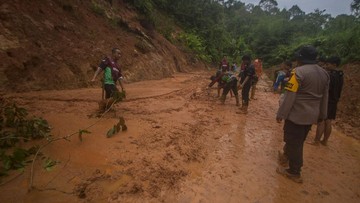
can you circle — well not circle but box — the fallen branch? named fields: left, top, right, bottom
left=28, top=99, right=118, bottom=191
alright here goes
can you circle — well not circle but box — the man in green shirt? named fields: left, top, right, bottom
left=91, top=48, right=125, bottom=111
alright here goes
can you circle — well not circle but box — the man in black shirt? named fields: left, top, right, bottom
left=312, top=56, right=344, bottom=146
left=238, top=55, right=255, bottom=114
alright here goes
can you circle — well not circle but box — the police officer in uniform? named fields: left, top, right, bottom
left=276, top=45, right=329, bottom=183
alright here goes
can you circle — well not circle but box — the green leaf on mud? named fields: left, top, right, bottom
left=106, top=117, right=127, bottom=138
left=3, top=156, right=12, bottom=170
left=17, top=167, right=25, bottom=173
left=106, top=127, right=116, bottom=138
left=0, top=101, right=53, bottom=175
left=43, top=158, right=59, bottom=172
left=79, top=129, right=91, bottom=135
left=78, top=129, right=91, bottom=142
left=13, top=148, right=29, bottom=161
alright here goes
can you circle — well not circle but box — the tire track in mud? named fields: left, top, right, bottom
left=177, top=76, right=360, bottom=203
left=70, top=73, right=220, bottom=202
left=177, top=77, right=284, bottom=202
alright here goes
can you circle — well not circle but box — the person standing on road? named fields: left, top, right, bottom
left=91, top=48, right=125, bottom=111
left=273, top=68, right=286, bottom=93
left=276, top=45, right=329, bottom=183
left=231, top=62, right=238, bottom=72
left=311, top=56, right=344, bottom=146
left=238, top=55, right=255, bottom=114
left=250, top=58, right=263, bottom=100
left=219, top=55, right=230, bottom=72
left=277, top=61, right=293, bottom=106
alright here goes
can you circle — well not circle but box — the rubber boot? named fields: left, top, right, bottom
left=236, top=101, right=245, bottom=114
left=238, top=100, right=248, bottom=114
left=220, top=95, right=226, bottom=104
left=242, top=104, right=248, bottom=114
left=235, top=95, right=240, bottom=106
left=278, top=150, right=289, bottom=167
left=250, top=85, right=256, bottom=100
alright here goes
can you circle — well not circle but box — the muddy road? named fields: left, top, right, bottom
left=1, top=72, right=359, bottom=202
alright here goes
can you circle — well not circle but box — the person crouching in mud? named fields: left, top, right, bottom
left=208, top=56, right=233, bottom=97
left=91, top=48, right=125, bottom=112
left=219, top=71, right=240, bottom=106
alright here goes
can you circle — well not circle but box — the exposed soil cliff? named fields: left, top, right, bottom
left=0, top=0, right=204, bottom=92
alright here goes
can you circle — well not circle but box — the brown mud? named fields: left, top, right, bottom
left=0, top=71, right=359, bottom=203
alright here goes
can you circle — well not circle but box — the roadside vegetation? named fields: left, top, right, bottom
left=125, top=0, right=360, bottom=66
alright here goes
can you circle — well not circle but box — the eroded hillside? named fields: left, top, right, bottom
left=0, top=0, right=203, bottom=92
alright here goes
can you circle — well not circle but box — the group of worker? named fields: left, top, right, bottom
left=91, top=46, right=344, bottom=185
left=208, top=55, right=263, bottom=114
left=208, top=47, right=343, bottom=184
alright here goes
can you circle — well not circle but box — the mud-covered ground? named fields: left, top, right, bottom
left=1, top=72, right=359, bottom=202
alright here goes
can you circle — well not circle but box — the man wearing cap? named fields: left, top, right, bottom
left=276, top=45, right=329, bottom=183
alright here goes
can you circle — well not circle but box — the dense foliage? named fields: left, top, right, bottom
left=0, top=100, right=52, bottom=178
left=126, top=0, right=360, bottom=66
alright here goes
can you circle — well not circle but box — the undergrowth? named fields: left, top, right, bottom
left=0, top=100, right=52, bottom=180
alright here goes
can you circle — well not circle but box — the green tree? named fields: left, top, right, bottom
left=259, top=0, right=279, bottom=14
left=288, top=5, right=305, bottom=19
left=351, top=0, right=360, bottom=17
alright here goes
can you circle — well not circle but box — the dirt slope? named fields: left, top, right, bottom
left=0, top=72, right=359, bottom=202
left=0, top=0, right=203, bottom=92
left=336, top=63, right=360, bottom=140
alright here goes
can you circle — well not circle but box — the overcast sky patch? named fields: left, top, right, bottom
left=240, top=0, right=353, bottom=17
